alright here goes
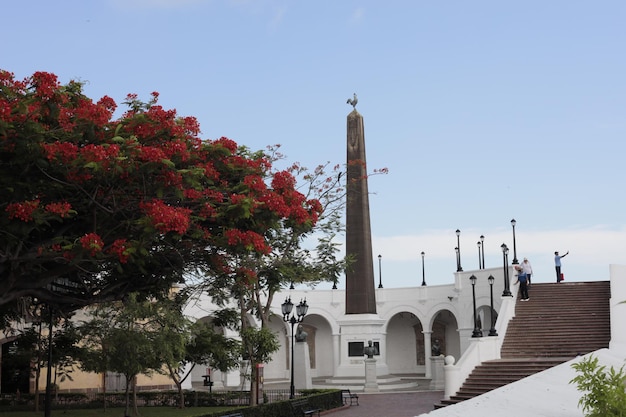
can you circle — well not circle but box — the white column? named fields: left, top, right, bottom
left=609, top=265, right=626, bottom=352
left=422, top=331, right=432, bottom=378
left=332, top=333, right=340, bottom=376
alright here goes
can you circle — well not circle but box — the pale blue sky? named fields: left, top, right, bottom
left=3, top=0, right=625, bottom=287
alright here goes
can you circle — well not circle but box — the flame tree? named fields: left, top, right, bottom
left=0, top=70, right=322, bottom=319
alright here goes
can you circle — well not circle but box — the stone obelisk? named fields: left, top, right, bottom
left=345, top=94, right=377, bottom=314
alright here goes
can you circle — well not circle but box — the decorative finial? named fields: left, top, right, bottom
left=346, top=93, right=358, bottom=109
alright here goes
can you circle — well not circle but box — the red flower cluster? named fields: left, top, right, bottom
left=45, top=202, right=72, bottom=218
left=140, top=199, right=192, bottom=235
left=213, top=137, right=238, bottom=153
left=235, top=266, right=258, bottom=287
left=31, top=71, right=59, bottom=99
left=243, top=174, right=266, bottom=193
left=107, top=239, right=130, bottom=263
left=225, top=229, right=270, bottom=254
left=81, top=144, right=121, bottom=169
left=271, top=170, right=296, bottom=191
left=80, top=233, right=104, bottom=256
left=138, top=146, right=167, bottom=163
left=58, top=96, right=116, bottom=132
left=43, top=142, right=79, bottom=163
left=6, top=200, right=40, bottom=222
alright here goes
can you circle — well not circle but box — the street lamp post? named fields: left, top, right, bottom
left=44, top=279, right=74, bottom=417
left=488, top=275, right=498, bottom=336
left=456, top=229, right=463, bottom=271
left=44, top=306, right=54, bottom=417
left=470, top=275, right=482, bottom=337
left=480, top=235, right=485, bottom=269
left=378, top=254, right=383, bottom=288
left=510, top=219, right=519, bottom=264
left=421, top=251, right=426, bottom=286
left=501, top=243, right=512, bottom=297
left=281, top=297, right=309, bottom=399
left=477, top=241, right=482, bottom=270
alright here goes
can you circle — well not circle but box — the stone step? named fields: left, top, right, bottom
left=434, top=280, right=610, bottom=409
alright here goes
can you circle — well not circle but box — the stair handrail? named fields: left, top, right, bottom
left=443, top=278, right=518, bottom=399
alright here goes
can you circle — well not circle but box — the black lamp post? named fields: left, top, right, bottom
left=281, top=297, right=309, bottom=399
left=456, top=229, right=463, bottom=271
left=510, top=219, right=519, bottom=264
left=378, top=254, right=383, bottom=288
left=470, top=275, right=482, bottom=337
left=501, top=243, right=512, bottom=297
left=487, top=275, right=498, bottom=336
left=477, top=241, right=482, bottom=270
left=421, top=251, right=426, bottom=286
left=44, top=305, right=54, bottom=417
left=480, top=235, right=485, bottom=269
left=44, top=279, right=74, bottom=417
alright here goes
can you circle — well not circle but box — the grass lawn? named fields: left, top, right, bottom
left=0, top=406, right=235, bottom=417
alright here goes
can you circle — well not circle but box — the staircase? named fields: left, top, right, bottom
left=436, top=281, right=611, bottom=408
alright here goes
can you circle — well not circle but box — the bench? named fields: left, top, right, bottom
left=290, top=397, right=321, bottom=417
left=341, top=389, right=359, bottom=406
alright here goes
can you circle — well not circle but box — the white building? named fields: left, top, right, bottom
left=183, top=265, right=510, bottom=390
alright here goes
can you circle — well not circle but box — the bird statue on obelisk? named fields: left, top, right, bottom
left=345, top=94, right=377, bottom=314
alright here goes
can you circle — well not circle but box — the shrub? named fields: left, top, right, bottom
left=570, top=355, right=626, bottom=417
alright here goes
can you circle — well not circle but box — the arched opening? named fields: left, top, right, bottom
left=387, top=312, right=423, bottom=374
left=431, top=310, right=460, bottom=359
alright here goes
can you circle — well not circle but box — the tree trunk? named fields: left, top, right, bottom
left=250, top=363, right=258, bottom=406
left=132, top=377, right=139, bottom=416
left=102, top=372, right=107, bottom=411
left=123, top=375, right=131, bottom=417
left=166, top=362, right=185, bottom=409
left=34, top=368, right=41, bottom=412
left=177, top=380, right=185, bottom=409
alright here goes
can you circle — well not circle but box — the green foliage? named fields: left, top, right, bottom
left=240, top=326, right=279, bottom=366
left=6, top=309, right=81, bottom=390
left=77, top=292, right=242, bottom=410
left=570, top=355, right=626, bottom=416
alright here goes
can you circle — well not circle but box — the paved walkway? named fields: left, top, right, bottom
left=325, top=391, right=444, bottom=417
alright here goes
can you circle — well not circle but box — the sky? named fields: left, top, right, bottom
left=2, top=0, right=626, bottom=288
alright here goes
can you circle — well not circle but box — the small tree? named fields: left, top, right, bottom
left=240, top=325, right=280, bottom=405
left=78, top=295, right=161, bottom=417
left=149, top=294, right=241, bottom=408
left=570, top=354, right=626, bottom=417
left=76, top=306, right=117, bottom=410
left=6, top=306, right=79, bottom=411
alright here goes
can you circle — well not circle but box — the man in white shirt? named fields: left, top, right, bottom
left=521, top=258, right=533, bottom=286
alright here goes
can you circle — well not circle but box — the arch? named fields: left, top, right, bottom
left=386, top=312, right=424, bottom=373
left=477, top=303, right=497, bottom=334
left=263, top=315, right=289, bottom=380
left=302, top=314, right=333, bottom=377
left=265, top=313, right=334, bottom=380
left=428, top=309, right=460, bottom=360
left=187, top=314, right=252, bottom=389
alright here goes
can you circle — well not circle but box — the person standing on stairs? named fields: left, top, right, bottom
left=554, top=250, right=569, bottom=283
left=514, top=265, right=529, bottom=301
left=521, top=257, right=533, bottom=287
